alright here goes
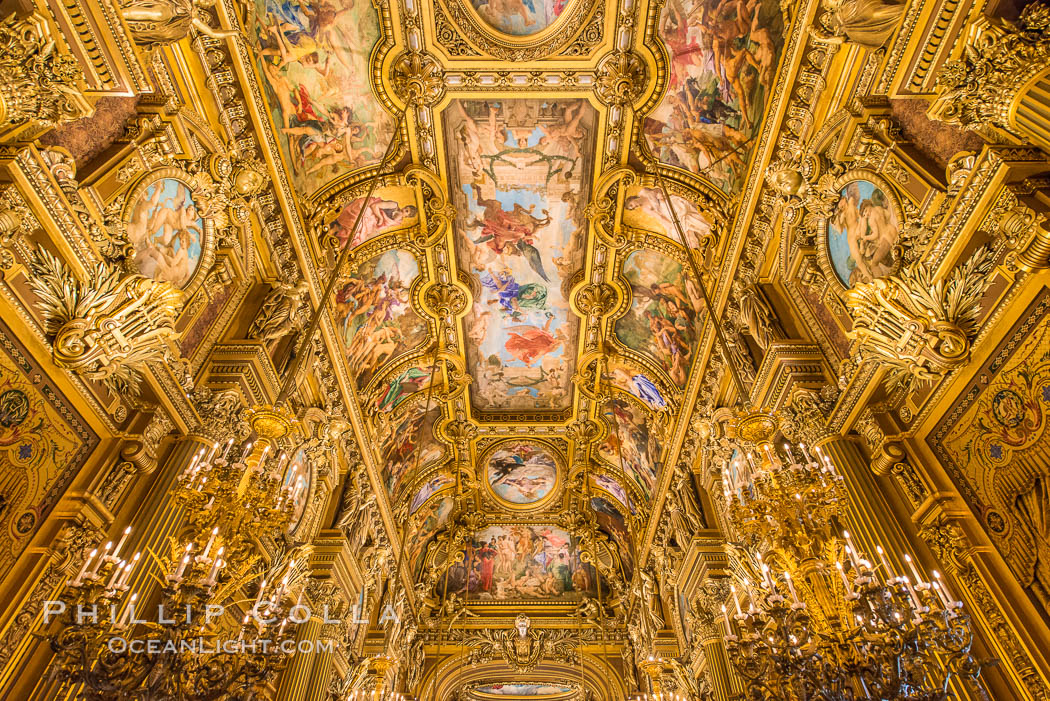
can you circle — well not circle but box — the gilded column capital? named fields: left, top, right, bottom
left=0, top=12, right=93, bottom=141
left=931, top=4, right=1050, bottom=146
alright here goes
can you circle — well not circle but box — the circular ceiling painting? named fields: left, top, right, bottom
left=484, top=440, right=559, bottom=506
left=468, top=0, right=569, bottom=35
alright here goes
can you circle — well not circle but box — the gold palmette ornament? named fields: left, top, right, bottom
left=48, top=111, right=409, bottom=701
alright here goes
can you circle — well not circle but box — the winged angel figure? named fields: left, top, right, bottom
left=26, top=248, right=184, bottom=395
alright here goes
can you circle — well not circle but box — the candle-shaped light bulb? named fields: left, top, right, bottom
left=904, top=553, right=923, bottom=585
left=836, top=560, right=851, bottom=589
left=254, top=577, right=268, bottom=605
left=118, top=553, right=139, bottom=588
left=112, top=526, right=131, bottom=560
left=783, top=571, right=799, bottom=604
left=120, top=593, right=139, bottom=627
left=74, top=549, right=97, bottom=584
left=875, top=545, right=895, bottom=580
left=106, top=562, right=125, bottom=589
left=202, top=527, right=219, bottom=559
left=90, top=542, right=112, bottom=575
left=730, top=584, right=742, bottom=616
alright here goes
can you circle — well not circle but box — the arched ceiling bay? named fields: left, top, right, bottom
left=247, top=0, right=792, bottom=628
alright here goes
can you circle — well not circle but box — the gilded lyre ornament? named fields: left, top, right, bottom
left=845, top=245, right=995, bottom=398
left=26, top=248, right=184, bottom=394
left=930, top=3, right=1050, bottom=143
left=0, top=12, right=92, bottom=136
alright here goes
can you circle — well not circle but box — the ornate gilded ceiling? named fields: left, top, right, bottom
left=242, top=0, right=785, bottom=607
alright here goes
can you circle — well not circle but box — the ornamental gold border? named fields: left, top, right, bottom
left=429, top=0, right=605, bottom=61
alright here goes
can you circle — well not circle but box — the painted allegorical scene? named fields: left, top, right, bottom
left=470, top=0, right=568, bottom=36
left=473, top=685, right=574, bottom=696
left=614, top=248, right=703, bottom=387
left=827, top=180, right=900, bottom=288
left=598, top=398, right=662, bottom=502
left=127, top=178, right=204, bottom=288
left=605, top=357, right=668, bottom=412
left=485, top=441, right=559, bottom=505
left=376, top=404, right=445, bottom=499
left=369, top=362, right=437, bottom=413
left=622, top=185, right=715, bottom=256
left=591, top=496, right=634, bottom=580
left=590, top=473, right=635, bottom=514
left=448, top=525, right=601, bottom=600
left=410, top=471, right=455, bottom=513
left=644, top=0, right=786, bottom=193
left=252, top=0, right=394, bottom=194
left=407, top=495, right=455, bottom=576
left=324, top=186, right=419, bottom=251
left=444, top=99, right=593, bottom=412
left=333, top=250, right=428, bottom=390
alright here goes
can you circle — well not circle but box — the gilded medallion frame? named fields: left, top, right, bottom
left=480, top=438, right=563, bottom=512
left=814, top=169, right=906, bottom=295
left=120, top=166, right=218, bottom=300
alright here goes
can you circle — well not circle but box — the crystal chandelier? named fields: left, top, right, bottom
left=717, top=412, right=990, bottom=701
left=47, top=110, right=408, bottom=700
left=47, top=415, right=310, bottom=700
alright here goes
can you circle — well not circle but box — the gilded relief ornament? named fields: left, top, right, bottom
left=391, top=51, right=445, bottom=107
left=26, top=248, right=184, bottom=394
left=845, top=245, right=995, bottom=399
left=931, top=3, right=1050, bottom=141
left=0, top=12, right=92, bottom=137
left=465, top=614, right=580, bottom=672
left=595, top=52, right=647, bottom=106
left=118, top=0, right=237, bottom=47
left=248, top=278, right=311, bottom=347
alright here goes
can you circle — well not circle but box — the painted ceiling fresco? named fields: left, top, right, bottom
left=252, top=0, right=393, bottom=194
left=614, top=248, right=705, bottom=388
left=643, top=0, right=786, bottom=192
left=445, top=99, right=592, bottom=414
left=244, top=0, right=788, bottom=636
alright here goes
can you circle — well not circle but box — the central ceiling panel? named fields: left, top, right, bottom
left=444, top=99, right=595, bottom=416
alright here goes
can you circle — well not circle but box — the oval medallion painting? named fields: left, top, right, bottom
left=470, top=0, right=569, bottom=35
left=827, top=180, right=900, bottom=288
left=127, top=177, right=205, bottom=288
left=485, top=441, right=558, bottom=506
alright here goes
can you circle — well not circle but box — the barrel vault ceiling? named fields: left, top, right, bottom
left=242, top=0, right=796, bottom=626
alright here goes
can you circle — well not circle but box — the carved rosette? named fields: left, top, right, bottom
left=391, top=51, right=445, bottom=107
left=423, top=283, right=467, bottom=319
left=595, top=51, right=646, bottom=106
